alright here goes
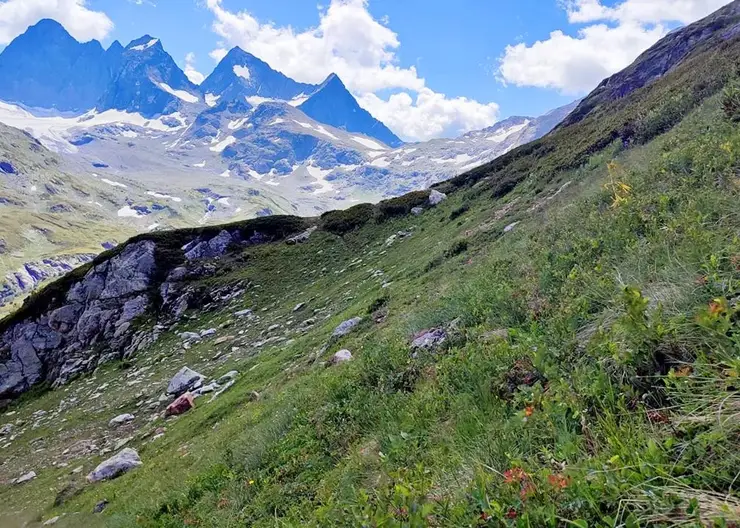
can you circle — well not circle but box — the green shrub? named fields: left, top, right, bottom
left=320, top=203, right=375, bottom=235
left=449, top=203, right=470, bottom=220
left=375, top=191, right=429, bottom=222
left=722, top=80, right=740, bottom=121
left=444, top=239, right=469, bottom=258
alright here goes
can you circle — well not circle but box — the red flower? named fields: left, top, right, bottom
left=506, top=509, right=518, bottom=519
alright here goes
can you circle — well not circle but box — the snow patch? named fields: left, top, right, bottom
left=101, top=178, right=127, bottom=189
left=194, top=160, right=206, bottom=168
left=120, top=130, right=138, bottom=138
left=370, top=157, right=391, bottom=168
left=130, top=38, right=159, bottom=51
left=233, top=65, right=251, bottom=81
left=228, top=118, right=248, bottom=130
left=209, top=136, right=236, bottom=153
left=352, top=136, right=386, bottom=150
left=269, top=118, right=285, bottom=126
left=289, top=94, right=309, bottom=106
left=205, top=93, right=220, bottom=107
left=147, top=191, right=182, bottom=203
left=117, top=206, right=145, bottom=218
left=306, top=165, right=334, bottom=194
left=157, top=82, right=199, bottom=104
left=314, top=125, right=337, bottom=140
left=486, top=121, right=529, bottom=143
left=220, top=169, right=231, bottom=178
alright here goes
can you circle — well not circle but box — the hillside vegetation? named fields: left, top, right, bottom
left=1, top=4, right=740, bottom=527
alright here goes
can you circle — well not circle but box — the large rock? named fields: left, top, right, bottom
left=167, top=367, right=204, bottom=396
left=411, top=328, right=448, bottom=353
left=87, top=448, right=142, bottom=483
left=184, top=230, right=234, bottom=260
left=329, top=349, right=353, bottom=365
left=165, top=393, right=194, bottom=417
left=12, top=471, right=37, bottom=485
left=332, top=317, right=363, bottom=338
left=428, top=190, right=447, bottom=206
left=109, top=413, right=135, bottom=427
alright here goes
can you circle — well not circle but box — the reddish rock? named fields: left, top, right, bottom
left=165, top=393, right=194, bottom=417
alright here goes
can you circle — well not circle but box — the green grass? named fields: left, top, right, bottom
left=2, top=30, right=740, bottom=528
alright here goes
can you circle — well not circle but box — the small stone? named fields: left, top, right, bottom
left=165, top=393, right=195, bottom=417
left=411, top=206, right=424, bottom=215
left=71, top=466, right=83, bottom=474
left=0, top=423, right=13, bottom=436
left=93, top=500, right=109, bottom=513
left=293, top=302, right=306, bottom=312
left=214, top=336, right=233, bottom=345
left=234, top=309, right=253, bottom=317
left=87, top=448, right=142, bottom=483
left=43, top=516, right=60, bottom=525
left=114, top=437, right=132, bottom=451
left=108, top=413, right=135, bottom=428
left=329, top=350, right=353, bottom=365
left=267, top=324, right=281, bottom=332
left=217, top=371, right=239, bottom=384
left=503, top=222, right=519, bottom=233
left=248, top=391, right=261, bottom=402
left=13, top=471, right=37, bottom=485
left=179, top=331, right=201, bottom=341
left=200, top=328, right=217, bottom=337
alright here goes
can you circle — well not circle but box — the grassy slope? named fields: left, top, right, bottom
left=1, top=21, right=740, bottom=528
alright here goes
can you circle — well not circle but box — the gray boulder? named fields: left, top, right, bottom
left=332, top=317, right=363, bottom=338
left=184, top=230, right=234, bottom=260
left=411, top=206, right=424, bottom=215
left=87, top=448, right=142, bottom=483
left=167, top=367, right=204, bottom=396
left=109, top=413, right=135, bottom=427
left=329, top=349, right=353, bottom=365
left=411, top=328, right=448, bottom=353
left=428, top=190, right=447, bottom=206
left=12, top=471, right=37, bottom=485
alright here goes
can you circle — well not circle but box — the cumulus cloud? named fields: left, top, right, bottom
left=184, top=52, right=205, bottom=85
left=358, top=90, right=500, bottom=142
left=499, top=0, right=733, bottom=94
left=204, top=0, right=498, bottom=141
left=0, top=0, right=113, bottom=45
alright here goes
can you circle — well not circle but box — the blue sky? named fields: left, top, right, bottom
left=0, top=0, right=732, bottom=141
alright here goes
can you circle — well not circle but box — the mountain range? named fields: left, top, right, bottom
left=1, top=2, right=739, bottom=523
left=0, top=19, right=575, bottom=310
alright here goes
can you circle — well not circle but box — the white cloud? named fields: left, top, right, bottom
left=0, top=0, right=113, bottom=45
left=358, top=90, right=500, bottom=142
left=499, top=0, right=733, bottom=94
left=204, top=0, right=498, bottom=141
left=184, top=52, right=205, bottom=85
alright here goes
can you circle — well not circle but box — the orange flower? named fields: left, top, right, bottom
left=524, top=406, right=534, bottom=417
left=503, top=467, right=527, bottom=484
left=709, top=301, right=724, bottom=316
left=547, top=473, right=569, bottom=490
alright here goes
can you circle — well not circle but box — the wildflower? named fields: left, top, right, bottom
left=506, top=508, right=518, bottom=519
left=519, top=481, right=536, bottom=499
left=249, top=479, right=255, bottom=485
left=524, top=406, right=534, bottom=417
left=503, top=467, right=527, bottom=484
left=709, top=301, right=725, bottom=316
left=547, top=473, right=569, bottom=490
left=673, top=365, right=692, bottom=377
left=647, top=410, right=670, bottom=424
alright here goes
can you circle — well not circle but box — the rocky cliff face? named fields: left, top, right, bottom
left=0, top=254, right=97, bottom=308
left=0, top=219, right=308, bottom=402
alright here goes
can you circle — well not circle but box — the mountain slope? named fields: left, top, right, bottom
left=200, top=47, right=316, bottom=104
left=299, top=73, right=403, bottom=148
left=0, top=19, right=120, bottom=112
left=1, top=4, right=740, bottom=526
left=97, top=35, right=201, bottom=117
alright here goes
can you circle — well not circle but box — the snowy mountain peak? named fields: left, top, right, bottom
left=126, top=35, right=162, bottom=52
left=299, top=73, right=403, bottom=148
left=200, top=47, right=316, bottom=104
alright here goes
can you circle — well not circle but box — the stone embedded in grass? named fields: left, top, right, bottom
left=12, top=470, right=37, bottom=485
left=167, top=367, right=204, bottom=396
left=108, top=413, right=135, bottom=428
left=293, top=302, right=306, bottom=312
left=165, top=393, right=195, bottom=417
left=42, top=515, right=60, bottom=525
left=503, top=222, right=519, bottom=233
left=0, top=423, right=13, bottom=436
left=217, top=371, right=239, bottom=384
left=411, top=206, right=424, bottom=215
left=93, top=500, right=109, bottom=513
left=428, top=190, right=447, bottom=206
left=87, top=448, right=142, bottom=483
left=179, top=332, right=201, bottom=341
left=329, top=350, right=353, bottom=365
left=411, top=328, right=448, bottom=354
left=332, top=317, right=363, bottom=338
left=234, top=309, right=253, bottom=317
left=200, top=328, right=217, bottom=337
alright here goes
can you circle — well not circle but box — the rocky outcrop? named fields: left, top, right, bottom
left=1, top=254, right=97, bottom=307
left=0, top=220, right=301, bottom=400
